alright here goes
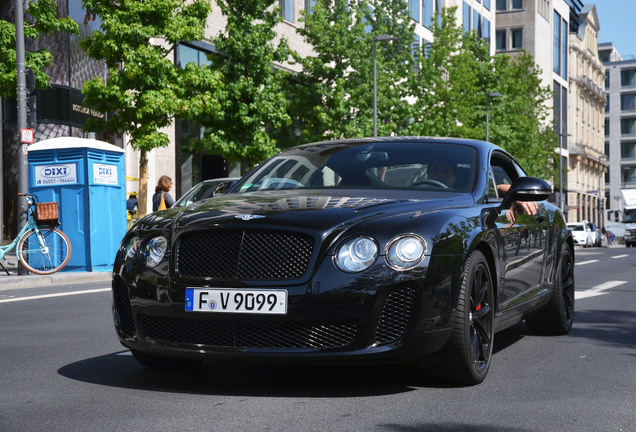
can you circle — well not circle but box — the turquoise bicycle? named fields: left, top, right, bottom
left=0, top=194, right=71, bottom=275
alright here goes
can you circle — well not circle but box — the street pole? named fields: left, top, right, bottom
left=558, top=133, right=571, bottom=213
left=485, top=92, right=502, bottom=142
left=16, top=0, right=29, bottom=274
left=372, top=34, right=396, bottom=137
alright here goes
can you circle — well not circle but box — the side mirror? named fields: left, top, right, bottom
left=500, top=176, right=552, bottom=210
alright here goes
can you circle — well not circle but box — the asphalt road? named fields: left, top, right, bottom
left=0, top=246, right=634, bottom=432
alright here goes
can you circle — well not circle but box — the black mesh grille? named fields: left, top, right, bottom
left=176, top=229, right=314, bottom=280
left=375, top=285, right=416, bottom=345
left=138, top=314, right=358, bottom=349
left=112, top=278, right=135, bottom=336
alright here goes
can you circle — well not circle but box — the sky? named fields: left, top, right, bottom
left=593, top=0, right=636, bottom=58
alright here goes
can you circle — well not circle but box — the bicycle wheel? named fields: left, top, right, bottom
left=17, top=227, right=72, bottom=275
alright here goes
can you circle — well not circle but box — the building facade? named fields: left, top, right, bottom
left=566, top=4, right=605, bottom=226
left=599, top=43, right=636, bottom=220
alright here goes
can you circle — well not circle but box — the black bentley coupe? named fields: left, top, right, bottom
left=113, top=137, right=574, bottom=385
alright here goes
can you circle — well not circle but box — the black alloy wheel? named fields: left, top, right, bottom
left=443, top=250, right=495, bottom=385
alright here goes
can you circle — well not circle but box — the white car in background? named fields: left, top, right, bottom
left=567, top=221, right=595, bottom=247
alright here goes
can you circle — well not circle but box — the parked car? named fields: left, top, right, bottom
left=172, top=177, right=239, bottom=208
left=113, top=137, right=574, bottom=385
left=567, top=221, right=595, bottom=247
left=586, top=221, right=603, bottom=247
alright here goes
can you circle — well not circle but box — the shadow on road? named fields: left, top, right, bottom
left=59, top=353, right=422, bottom=397
left=570, top=308, right=636, bottom=352
left=58, top=325, right=531, bottom=397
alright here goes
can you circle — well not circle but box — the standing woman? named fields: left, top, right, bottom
left=152, top=175, right=175, bottom=211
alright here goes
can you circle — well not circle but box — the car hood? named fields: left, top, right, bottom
left=171, top=190, right=475, bottom=233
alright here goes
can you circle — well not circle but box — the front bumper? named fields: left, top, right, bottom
left=111, top=268, right=453, bottom=364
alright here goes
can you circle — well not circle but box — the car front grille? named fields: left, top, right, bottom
left=138, top=314, right=358, bottom=349
left=112, top=277, right=135, bottom=337
left=375, top=285, right=416, bottom=345
left=175, top=229, right=314, bottom=280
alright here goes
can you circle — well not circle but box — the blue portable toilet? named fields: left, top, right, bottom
left=28, top=137, right=126, bottom=272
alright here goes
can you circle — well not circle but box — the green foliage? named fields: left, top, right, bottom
left=80, top=0, right=210, bottom=152
left=0, top=0, right=78, bottom=98
left=286, top=0, right=416, bottom=142
left=181, top=0, right=292, bottom=170
left=287, top=4, right=556, bottom=179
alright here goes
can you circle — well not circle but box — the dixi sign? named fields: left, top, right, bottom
left=34, top=163, right=77, bottom=186
left=93, top=163, right=118, bottom=185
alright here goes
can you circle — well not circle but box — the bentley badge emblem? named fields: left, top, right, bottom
left=235, top=214, right=265, bottom=221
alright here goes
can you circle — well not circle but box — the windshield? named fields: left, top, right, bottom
left=568, top=224, right=584, bottom=232
left=235, top=142, right=478, bottom=193
left=623, top=208, right=636, bottom=222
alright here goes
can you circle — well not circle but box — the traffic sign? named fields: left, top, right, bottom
left=20, top=128, right=34, bottom=144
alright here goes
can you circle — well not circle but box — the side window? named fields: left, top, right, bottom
left=490, top=152, right=521, bottom=199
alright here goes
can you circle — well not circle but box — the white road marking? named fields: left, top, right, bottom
left=576, top=281, right=628, bottom=300
left=0, top=288, right=110, bottom=304
left=611, top=254, right=628, bottom=259
left=575, top=260, right=599, bottom=266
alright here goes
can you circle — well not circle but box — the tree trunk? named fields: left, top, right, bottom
left=138, top=149, right=149, bottom=218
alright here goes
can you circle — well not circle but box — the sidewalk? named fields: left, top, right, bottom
left=0, top=251, right=111, bottom=289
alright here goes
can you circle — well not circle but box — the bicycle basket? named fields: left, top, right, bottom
left=35, top=202, right=59, bottom=226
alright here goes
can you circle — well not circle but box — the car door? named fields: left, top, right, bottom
left=488, top=152, right=549, bottom=311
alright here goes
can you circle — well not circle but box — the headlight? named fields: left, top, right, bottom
left=334, top=236, right=378, bottom=272
left=124, top=236, right=140, bottom=260
left=386, top=234, right=426, bottom=270
left=144, top=236, right=168, bottom=268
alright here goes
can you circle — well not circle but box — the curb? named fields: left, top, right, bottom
left=1, top=271, right=111, bottom=290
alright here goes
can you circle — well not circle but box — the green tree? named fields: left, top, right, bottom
left=406, top=7, right=555, bottom=179
left=488, top=52, right=557, bottom=179
left=405, top=7, right=492, bottom=138
left=289, top=0, right=416, bottom=142
left=182, top=0, right=292, bottom=172
left=0, top=0, right=78, bottom=97
left=80, top=0, right=210, bottom=216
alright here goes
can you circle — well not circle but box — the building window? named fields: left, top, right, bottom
left=496, top=0, right=506, bottom=10
left=305, top=0, right=316, bottom=14
left=561, top=17, right=568, bottom=79
left=511, top=0, right=523, bottom=9
left=484, top=0, right=491, bottom=10
left=605, top=71, right=610, bottom=89
left=606, top=94, right=610, bottom=113
left=622, top=166, right=636, bottom=185
left=605, top=118, right=610, bottom=136
left=409, top=0, right=420, bottom=22
left=621, top=94, right=636, bottom=111
left=621, top=141, right=636, bottom=159
left=511, top=28, right=523, bottom=49
left=483, top=17, right=491, bottom=43
left=553, top=11, right=562, bottom=75
left=496, top=30, right=507, bottom=51
left=463, top=2, right=472, bottom=32
left=622, top=69, right=636, bottom=87
left=423, top=0, right=437, bottom=28
left=621, top=118, right=636, bottom=135
left=280, top=0, right=293, bottom=22
left=177, top=44, right=212, bottom=68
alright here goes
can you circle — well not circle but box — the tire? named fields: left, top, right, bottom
left=525, top=245, right=575, bottom=335
left=17, top=227, right=71, bottom=275
left=430, top=250, right=495, bottom=385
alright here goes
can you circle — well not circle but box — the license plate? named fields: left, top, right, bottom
left=185, top=288, right=287, bottom=314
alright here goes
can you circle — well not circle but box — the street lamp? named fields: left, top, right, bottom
left=558, top=133, right=572, bottom=212
left=373, top=34, right=396, bottom=137
left=485, top=92, right=502, bottom=142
